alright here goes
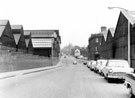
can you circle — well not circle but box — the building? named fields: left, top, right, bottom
left=11, top=25, right=27, bottom=52
left=104, top=28, right=115, bottom=59
left=0, top=20, right=16, bottom=51
left=99, top=27, right=108, bottom=59
left=24, top=31, right=33, bottom=53
left=88, top=33, right=103, bottom=60
left=114, top=10, right=135, bottom=68
left=24, top=30, right=61, bottom=57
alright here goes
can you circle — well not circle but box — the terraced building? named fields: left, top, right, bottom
left=0, top=20, right=16, bottom=51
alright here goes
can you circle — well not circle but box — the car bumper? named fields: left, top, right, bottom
left=108, top=74, right=125, bottom=80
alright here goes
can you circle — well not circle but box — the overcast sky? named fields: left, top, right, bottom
left=0, top=0, right=135, bottom=48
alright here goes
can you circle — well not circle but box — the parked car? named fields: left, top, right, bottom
left=89, top=60, right=96, bottom=71
left=87, top=61, right=91, bottom=68
left=96, top=59, right=108, bottom=75
left=94, top=62, right=99, bottom=73
left=102, top=59, right=133, bottom=82
left=83, top=60, right=87, bottom=65
left=124, top=69, right=135, bottom=98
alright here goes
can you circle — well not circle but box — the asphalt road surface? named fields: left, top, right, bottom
left=0, top=56, right=129, bottom=98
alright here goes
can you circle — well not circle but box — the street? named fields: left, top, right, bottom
left=0, top=57, right=129, bottom=98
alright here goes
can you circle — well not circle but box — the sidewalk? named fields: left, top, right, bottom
left=0, top=60, right=63, bottom=80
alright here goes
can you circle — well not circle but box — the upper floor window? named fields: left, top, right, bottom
left=96, top=38, right=98, bottom=43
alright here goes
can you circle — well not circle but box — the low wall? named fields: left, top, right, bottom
left=0, top=53, right=60, bottom=73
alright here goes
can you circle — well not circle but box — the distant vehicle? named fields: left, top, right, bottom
left=102, top=59, right=133, bottom=82
left=78, top=55, right=83, bottom=59
left=124, top=70, right=135, bottom=98
left=74, top=49, right=80, bottom=58
left=96, top=59, right=108, bottom=75
left=73, top=61, right=77, bottom=65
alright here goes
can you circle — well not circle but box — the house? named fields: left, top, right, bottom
left=88, top=33, right=103, bottom=60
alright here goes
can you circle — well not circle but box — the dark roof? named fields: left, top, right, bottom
left=25, top=39, right=30, bottom=47
left=121, top=10, right=135, bottom=25
left=0, top=20, right=9, bottom=26
left=108, top=28, right=115, bottom=37
left=101, top=30, right=108, bottom=41
left=0, top=26, right=6, bottom=36
left=24, top=31, right=31, bottom=36
left=89, top=33, right=103, bottom=41
left=13, top=34, right=21, bottom=45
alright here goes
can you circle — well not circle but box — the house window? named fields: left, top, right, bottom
left=96, top=38, right=98, bottom=43
left=95, top=47, right=97, bottom=51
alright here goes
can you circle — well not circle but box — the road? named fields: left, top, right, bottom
left=0, top=56, right=129, bottom=98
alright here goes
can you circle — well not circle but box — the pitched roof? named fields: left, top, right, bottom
left=108, top=28, right=115, bottom=37
left=121, top=10, right=135, bottom=25
left=0, top=26, right=6, bottom=37
left=13, top=34, right=21, bottom=45
left=25, top=30, right=56, bottom=38
left=25, top=39, right=30, bottom=47
left=24, top=30, right=31, bottom=36
left=32, top=38, right=53, bottom=48
left=0, top=20, right=9, bottom=25
left=101, top=30, right=108, bottom=41
left=11, top=25, right=23, bottom=30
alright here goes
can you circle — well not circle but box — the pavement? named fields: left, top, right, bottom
left=0, top=56, right=129, bottom=98
left=0, top=57, right=64, bottom=80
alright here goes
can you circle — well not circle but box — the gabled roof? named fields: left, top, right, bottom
left=108, top=28, right=115, bottom=37
left=13, top=34, right=21, bottom=45
left=102, top=30, right=108, bottom=41
left=24, top=31, right=31, bottom=36
left=121, top=10, right=135, bottom=25
left=0, top=26, right=6, bottom=37
left=25, top=39, right=30, bottom=47
left=101, top=36, right=106, bottom=46
left=0, top=20, right=9, bottom=26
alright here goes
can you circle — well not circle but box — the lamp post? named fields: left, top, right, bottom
left=108, top=7, right=131, bottom=66
left=51, top=38, right=54, bottom=66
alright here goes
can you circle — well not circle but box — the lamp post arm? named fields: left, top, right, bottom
left=108, top=7, right=128, bottom=12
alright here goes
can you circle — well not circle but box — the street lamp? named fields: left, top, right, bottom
left=108, top=7, right=131, bottom=66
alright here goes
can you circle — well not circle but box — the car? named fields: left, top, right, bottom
left=83, top=60, right=87, bottom=65
left=96, top=59, right=108, bottom=75
left=73, top=61, right=77, bottom=65
left=89, top=60, right=96, bottom=71
left=87, top=61, right=91, bottom=68
left=124, top=69, right=135, bottom=98
left=102, top=59, right=133, bottom=82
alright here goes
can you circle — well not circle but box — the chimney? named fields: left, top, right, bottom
left=101, top=26, right=107, bottom=32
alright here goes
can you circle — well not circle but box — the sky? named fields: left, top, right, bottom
left=0, top=0, right=135, bottom=48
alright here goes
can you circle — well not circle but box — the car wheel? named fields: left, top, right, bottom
left=107, top=77, right=111, bottom=83
left=104, top=74, right=107, bottom=79
left=129, top=86, right=134, bottom=98
left=101, top=72, right=104, bottom=76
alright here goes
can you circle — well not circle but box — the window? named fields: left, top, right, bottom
left=96, top=38, right=98, bottom=43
